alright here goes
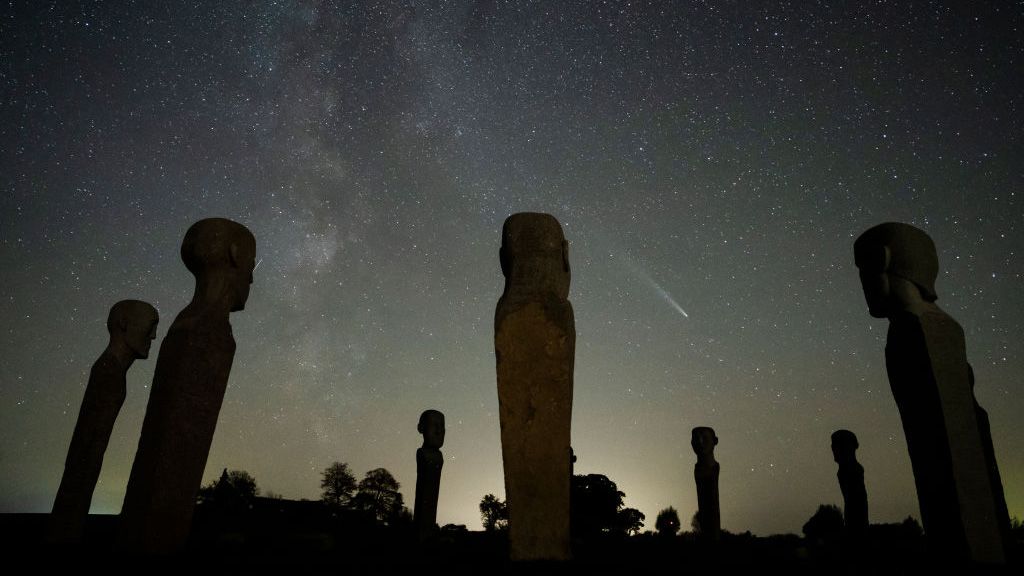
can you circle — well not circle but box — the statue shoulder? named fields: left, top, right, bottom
left=917, top=305, right=964, bottom=338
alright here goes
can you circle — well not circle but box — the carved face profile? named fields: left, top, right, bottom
left=126, top=311, right=160, bottom=359
left=418, top=410, right=445, bottom=450
left=229, top=239, right=256, bottom=312
left=108, top=300, right=159, bottom=359
left=691, top=426, right=718, bottom=458
left=181, top=218, right=257, bottom=312
left=854, top=244, right=892, bottom=319
left=854, top=222, right=938, bottom=318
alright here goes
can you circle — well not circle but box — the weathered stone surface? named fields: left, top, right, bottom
left=118, top=218, right=255, bottom=554
left=414, top=409, right=445, bottom=541
left=49, top=300, right=158, bottom=544
left=855, top=222, right=1007, bottom=564
left=831, top=429, right=867, bottom=535
left=495, top=212, right=574, bottom=561
left=691, top=426, right=720, bottom=542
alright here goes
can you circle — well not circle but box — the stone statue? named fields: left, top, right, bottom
left=49, top=300, right=158, bottom=544
left=830, top=429, right=868, bottom=535
left=691, top=426, right=720, bottom=542
left=118, top=218, right=256, bottom=554
left=414, top=409, right=445, bottom=541
left=494, top=212, right=574, bottom=561
left=969, top=365, right=1013, bottom=552
left=854, top=222, right=1007, bottom=564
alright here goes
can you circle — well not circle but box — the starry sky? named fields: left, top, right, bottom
left=2, top=1, right=1022, bottom=536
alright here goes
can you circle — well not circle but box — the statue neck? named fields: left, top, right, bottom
left=696, top=453, right=717, bottom=466
left=503, top=260, right=569, bottom=300
left=105, top=338, right=135, bottom=372
left=188, top=274, right=235, bottom=318
left=836, top=454, right=859, bottom=467
left=887, top=275, right=939, bottom=318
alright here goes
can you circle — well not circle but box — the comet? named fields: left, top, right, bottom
left=621, top=253, right=690, bottom=319
left=643, top=274, right=690, bottom=318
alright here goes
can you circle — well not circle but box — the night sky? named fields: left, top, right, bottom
left=2, top=1, right=1022, bottom=536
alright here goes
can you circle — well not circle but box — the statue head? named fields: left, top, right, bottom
left=691, top=426, right=718, bottom=458
left=107, top=300, right=159, bottom=359
left=499, top=212, right=570, bottom=299
left=417, top=409, right=445, bottom=450
left=831, top=429, right=859, bottom=464
left=181, top=218, right=256, bottom=312
left=854, top=222, right=938, bottom=318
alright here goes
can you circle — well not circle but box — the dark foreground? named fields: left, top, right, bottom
left=3, top=510, right=1020, bottom=575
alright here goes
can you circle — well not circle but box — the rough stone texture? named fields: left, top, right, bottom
left=118, top=218, right=255, bottom=554
left=855, top=222, right=1007, bottom=564
left=49, top=300, right=158, bottom=544
left=414, top=409, right=445, bottom=541
left=691, top=426, right=720, bottom=542
left=831, top=429, right=868, bottom=535
left=495, top=212, right=574, bottom=561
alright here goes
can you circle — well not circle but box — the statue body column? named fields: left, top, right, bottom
left=49, top=300, right=158, bottom=544
left=855, top=222, right=1007, bottom=564
left=495, top=213, right=574, bottom=561
left=118, top=218, right=255, bottom=554
left=414, top=409, right=445, bottom=541
left=831, top=429, right=868, bottom=535
left=691, top=426, right=720, bottom=542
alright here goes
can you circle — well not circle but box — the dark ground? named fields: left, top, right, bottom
left=2, top=510, right=1020, bottom=575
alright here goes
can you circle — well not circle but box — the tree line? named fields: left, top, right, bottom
left=479, top=473, right=646, bottom=538
left=197, top=461, right=411, bottom=527
left=200, top=467, right=681, bottom=537
left=198, top=464, right=980, bottom=547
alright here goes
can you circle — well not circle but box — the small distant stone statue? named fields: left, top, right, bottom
left=691, top=426, right=720, bottom=542
left=414, top=409, right=445, bottom=541
left=118, top=218, right=256, bottom=554
left=49, top=300, right=158, bottom=544
left=495, top=212, right=575, bottom=561
left=831, top=429, right=867, bottom=535
left=854, top=222, right=1008, bottom=564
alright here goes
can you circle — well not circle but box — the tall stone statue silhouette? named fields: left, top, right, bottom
left=691, top=426, right=721, bottom=542
left=968, top=365, right=1013, bottom=552
left=494, top=212, right=575, bottom=561
left=49, top=300, right=158, bottom=544
left=854, top=222, right=1007, bottom=564
left=830, top=429, right=868, bottom=535
left=118, top=218, right=256, bottom=554
left=414, top=409, right=445, bottom=542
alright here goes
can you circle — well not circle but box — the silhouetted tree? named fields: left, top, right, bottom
left=198, top=469, right=259, bottom=501
left=571, top=473, right=626, bottom=537
left=655, top=507, right=680, bottom=536
left=391, top=504, right=414, bottom=530
left=868, top=515, right=923, bottom=544
left=802, top=504, right=844, bottom=545
left=616, top=507, right=645, bottom=536
left=441, top=523, right=468, bottom=535
left=321, top=461, right=357, bottom=507
left=197, top=469, right=258, bottom=513
left=353, top=467, right=404, bottom=524
left=479, top=494, right=508, bottom=531
left=899, top=515, right=923, bottom=537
